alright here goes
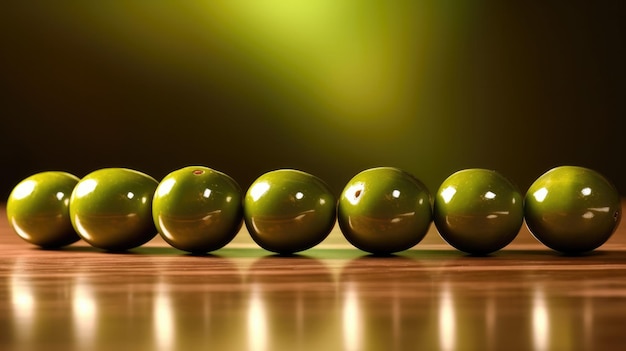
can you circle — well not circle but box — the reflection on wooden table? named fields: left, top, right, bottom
left=1, top=204, right=626, bottom=351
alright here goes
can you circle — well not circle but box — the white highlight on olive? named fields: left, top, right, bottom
left=533, top=187, right=548, bottom=203
left=10, top=217, right=32, bottom=241
left=203, top=188, right=212, bottom=198
left=345, top=182, right=365, bottom=205
left=11, top=180, right=36, bottom=200
left=156, top=178, right=176, bottom=197
left=484, top=191, right=496, bottom=200
left=74, top=179, right=98, bottom=198
left=72, top=217, right=92, bottom=242
left=249, top=181, right=270, bottom=202
left=440, top=186, right=457, bottom=204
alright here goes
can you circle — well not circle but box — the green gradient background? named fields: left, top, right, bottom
left=1, top=1, right=624, bottom=198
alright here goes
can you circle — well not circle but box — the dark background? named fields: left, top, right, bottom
left=1, top=1, right=624, bottom=199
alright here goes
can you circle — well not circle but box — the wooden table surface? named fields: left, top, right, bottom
left=1, top=202, right=626, bottom=351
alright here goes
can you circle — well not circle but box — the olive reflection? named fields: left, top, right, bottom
left=4, top=253, right=609, bottom=351
left=438, top=282, right=456, bottom=351
left=8, top=258, right=75, bottom=348
left=70, top=261, right=160, bottom=350
left=530, top=282, right=593, bottom=351
left=435, top=280, right=501, bottom=351
left=433, top=270, right=529, bottom=351
left=339, top=256, right=434, bottom=351
left=67, top=255, right=248, bottom=350
left=532, top=286, right=549, bottom=351
left=432, top=268, right=602, bottom=351
left=150, top=256, right=246, bottom=350
left=245, top=255, right=337, bottom=351
left=9, top=258, right=36, bottom=345
left=72, top=276, right=97, bottom=349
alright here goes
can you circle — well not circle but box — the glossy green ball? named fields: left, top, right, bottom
left=525, top=166, right=621, bottom=254
left=69, top=168, right=158, bottom=251
left=434, top=169, right=523, bottom=255
left=7, top=171, right=81, bottom=248
left=153, top=166, right=243, bottom=253
left=337, top=167, right=432, bottom=254
left=243, top=169, right=336, bottom=254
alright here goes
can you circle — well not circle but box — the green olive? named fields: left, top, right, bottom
left=243, top=169, right=336, bottom=254
left=524, top=166, right=621, bottom=254
left=337, top=167, right=432, bottom=254
left=152, top=166, right=243, bottom=253
left=7, top=171, right=81, bottom=248
left=69, top=168, right=158, bottom=251
left=434, top=169, right=523, bottom=255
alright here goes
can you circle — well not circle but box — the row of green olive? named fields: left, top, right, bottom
left=6, top=165, right=622, bottom=255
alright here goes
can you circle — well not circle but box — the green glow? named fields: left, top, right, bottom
left=212, top=2, right=438, bottom=132
left=2, top=2, right=622, bottom=198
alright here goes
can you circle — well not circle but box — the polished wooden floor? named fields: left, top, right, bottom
left=1, top=203, right=626, bottom=351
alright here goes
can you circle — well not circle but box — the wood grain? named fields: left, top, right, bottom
left=1, top=202, right=625, bottom=351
